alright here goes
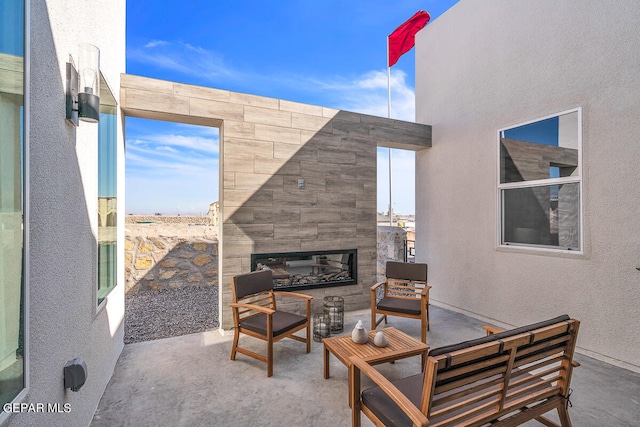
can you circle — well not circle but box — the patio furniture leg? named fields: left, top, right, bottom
left=267, top=339, right=274, bottom=377
left=306, top=300, right=311, bottom=353
left=557, top=404, right=573, bottom=427
left=324, top=344, right=330, bottom=379
left=230, top=328, right=239, bottom=360
left=370, top=291, right=377, bottom=331
left=426, top=304, right=430, bottom=331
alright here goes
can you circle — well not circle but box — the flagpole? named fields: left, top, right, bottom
left=386, top=10, right=430, bottom=229
left=387, top=36, right=391, bottom=118
left=387, top=36, right=393, bottom=226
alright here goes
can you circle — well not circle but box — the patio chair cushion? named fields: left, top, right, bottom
left=240, top=311, right=307, bottom=337
left=386, top=261, right=427, bottom=282
left=233, top=269, right=273, bottom=299
left=376, top=296, right=422, bottom=316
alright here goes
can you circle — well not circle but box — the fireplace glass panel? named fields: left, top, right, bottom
left=251, top=249, right=357, bottom=291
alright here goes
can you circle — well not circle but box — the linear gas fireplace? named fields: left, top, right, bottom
left=251, top=249, right=357, bottom=291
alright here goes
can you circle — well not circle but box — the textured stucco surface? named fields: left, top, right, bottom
left=5, top=1, right=127, bottom=426
left=415, top=0, right=640, bottom=371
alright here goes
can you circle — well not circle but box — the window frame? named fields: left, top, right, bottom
left=0, top=0, right=29, bottom=418
left=496, top=107, right=583, bottom=254
left=96, top=73, right=118, bottom=308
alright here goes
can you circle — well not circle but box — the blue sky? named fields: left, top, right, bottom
left=125, top=0, right=460, bottom=215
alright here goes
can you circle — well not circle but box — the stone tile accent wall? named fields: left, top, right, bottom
left=120, top=74, right=431, bottom=330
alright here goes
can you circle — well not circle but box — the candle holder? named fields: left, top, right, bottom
left=324, top=296, right=344, bottom=333
left=313, top=313, right=331, bottom=342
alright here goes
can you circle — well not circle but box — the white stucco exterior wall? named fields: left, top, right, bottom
left=415, top=0, right=640, bottom=371
left=4, top=1, right=126, bottom=425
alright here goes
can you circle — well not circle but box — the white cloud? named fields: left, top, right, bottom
left=300, top=69, right=415, bottom=121
left=144, top=40, right=168, bottom=48
left=156, top=146, right=178, bottom=153
left=136, top=133, right=219, bottom=155
left=128, top=40, right=237, bottom=80
left=127, top=144, right=218, bottom=177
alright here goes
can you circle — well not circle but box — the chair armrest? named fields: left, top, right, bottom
left=272, top=291, right=313, bottom=301
left=419, top=284, right=431, bottom=296
left=482, top=325, right=505, bottom=336
left=350, top=356, right=428, bottom=427
left=229, top=302, right=275, bottom=315
left=370, top=281, right=386, bottom=292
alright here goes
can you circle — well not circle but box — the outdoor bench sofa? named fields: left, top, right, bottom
left=350, top=314, right=580, bottom=427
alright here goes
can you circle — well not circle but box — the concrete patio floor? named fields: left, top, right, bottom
left=92, top=306, right=640, bottom=427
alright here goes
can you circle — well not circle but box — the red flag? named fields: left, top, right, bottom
left=388, top=10, right=430, bottom=67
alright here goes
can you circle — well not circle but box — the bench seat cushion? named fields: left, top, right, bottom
left=362, top=371, right=550, bottom=427
left=240, top=311, right=307, bottom=337
left=362, top=373, right=424, bottom=427
left=376, top=297, right=422, bottom=315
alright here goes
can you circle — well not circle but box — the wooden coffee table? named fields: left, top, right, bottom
left=323, top=327, right=429, bottom=406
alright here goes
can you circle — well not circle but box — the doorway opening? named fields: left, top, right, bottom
left=123, top=117, right=220, bottom=343
left=376, top=147, right=417, bottom=275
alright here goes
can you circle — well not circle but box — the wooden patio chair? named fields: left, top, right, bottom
left=371, top=261, right=430, bottom=343
left=230, top=269, right=313, bottom=377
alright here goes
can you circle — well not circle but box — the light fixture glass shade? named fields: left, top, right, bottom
left=78, top=43, right=100, bottom=122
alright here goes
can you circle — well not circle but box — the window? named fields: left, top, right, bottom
left=498, top=109, right=582, bottom=251
left=98, top=76, right=118, bottom=304
left=0, top=0, right=25, bottom=410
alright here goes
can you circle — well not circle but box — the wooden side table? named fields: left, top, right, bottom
left=323, top=327, right=429, bottom=406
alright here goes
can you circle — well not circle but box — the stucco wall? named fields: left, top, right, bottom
left=8, top=1, right=126, bottom=425
left=415, top=0, right=640, bottom=371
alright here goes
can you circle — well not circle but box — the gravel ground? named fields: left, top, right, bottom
left=124, top=285, right=219, bottom=344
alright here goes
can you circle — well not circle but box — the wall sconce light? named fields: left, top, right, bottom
left=66, top=44, right=100, bottom=126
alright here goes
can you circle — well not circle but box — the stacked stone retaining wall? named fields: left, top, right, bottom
left=125, top=234, right=218, bottom=293
left=376, top=226, right=409, bottom=280
left=126, top=215, right=210, bottom=225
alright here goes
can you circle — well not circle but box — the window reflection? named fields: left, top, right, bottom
left=502, top=183, right=580, bottom=250
left=98, top=78, right=117, bottom=305
left=501, top=111, right=579, bottom=183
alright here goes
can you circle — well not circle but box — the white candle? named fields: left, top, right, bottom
left=318, top=323, right=329, bottom=336
left=328, top=307, right=338, bottom=324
